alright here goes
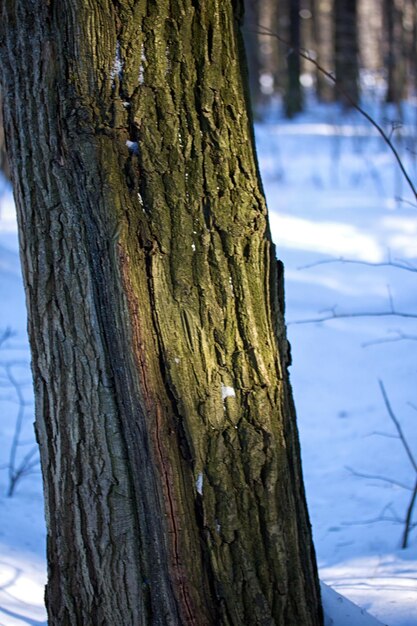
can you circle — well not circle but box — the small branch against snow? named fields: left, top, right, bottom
left=367, top=430, right=400, bottom=440
left=345, top=465, right=413, bottom=491
left=402, top=477, right=417, bottom=548
left=378, top=381, right=417, bottom=547
left=379, top=380, right=417, bottom=473
left=0, top=351, right=39, bottom=497
left=0, top=327, right=14, bottom=350
left=298, top=256, right=417, bottom=273
left=221, top=385, right=236, bottom=401
left=362, top=330, right=417, bottom=347
left=395, top=196, right=417, bottom=209
left=347, top=384, right=417, bottom=548
left=290, top=307, right=417, bottom=325
left=343, top=503, right=403, bottom=527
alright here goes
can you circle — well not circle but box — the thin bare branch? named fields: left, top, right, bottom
left=298, top=257, right=417, bottom=273
left=402, top=477, right=417, bottom=548
left=290, top=308, right=417, bottom=325
left=395, top=196, right=417, bottom=209
left=0, top=360, right=39, bottom=497
left=363, top=331, right=417, bottom=347
left=345, top=466, right=413, bottom=491
left=379, top=380, right=417, bottom=473
left=0, top=327, right=14, bottom=350
left=367, top=430, right=400, bottom=440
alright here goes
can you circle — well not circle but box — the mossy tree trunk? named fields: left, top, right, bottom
left=0, top=1, right=322, bottom=624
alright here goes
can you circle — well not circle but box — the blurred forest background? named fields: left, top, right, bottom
left=242, top=0, right=416, bottom=117
left=0, top=0, right=416, bottom=175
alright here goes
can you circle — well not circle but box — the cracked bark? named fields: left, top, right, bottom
left=0, top=1, right=323, bottom=624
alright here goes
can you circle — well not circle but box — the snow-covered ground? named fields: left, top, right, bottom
left=0, top=101, right=416, bottom=625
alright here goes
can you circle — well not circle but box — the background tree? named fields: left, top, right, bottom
left=311, top=0, right=335, bottom=101
left=384, top=0, right=405, bottom=104
left=284, top=0, right=304, bottom=117
left=0, top=1, right=322, bottom=625
left=334, top=0, right=360, bottom=104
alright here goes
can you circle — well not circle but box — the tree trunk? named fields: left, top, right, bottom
left=384, top=0, right=406, bottom=104
left=311, top=0, right=334, bottom=102
left=0, top=1, right=322, bottom=625
left=334, top=0, right=360, bottom=104
left=284, top=0, right=303, bottom=118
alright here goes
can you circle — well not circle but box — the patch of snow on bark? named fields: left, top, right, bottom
left=221, top=385, right=235, bottom=401
left=196, top=473, right=203, bottom=496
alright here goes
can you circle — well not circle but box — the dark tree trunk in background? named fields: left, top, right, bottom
left=0, top=1, right=323, bottom=624
left=384, top=0, right=406, bottom=104
left=334, top=0, right=359, bottom=104
left=285, top=0, right=303, bottom=117
left=244, top=0, right=262, bottom=110
left=311, top=0, right=334, bottom=101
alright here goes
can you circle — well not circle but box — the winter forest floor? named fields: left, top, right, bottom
left=0, top=99, right=416, bottom=625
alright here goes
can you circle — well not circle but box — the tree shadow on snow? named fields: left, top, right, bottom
left=0, top=605, right=47, bottom=626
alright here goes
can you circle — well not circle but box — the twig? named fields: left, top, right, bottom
left=348, top=386, right=417, bottom=548
left=379, top=380, right=417, bottom=473
left=402, top=477, right=417, bottom=548
left=290, top=307, right=417, bottom=325
left=0, top=360, right=39, bottom=497
left=245, top=24, right=417, bottom=202
left=5, top=364, right=27, bottom=495
left=363, top=331, right=417, bottom=347
left=343, top=503, right=403, bottom=526
left=378, top=381, right=417, bottom=548
left=0, top=327, right=13, bottom=349
left=367, top=430, right=401, bottom=439
left=298, top=257, right=417, bottom=273
left=395, top=196, right=417, bottom=208
left=345, top=465, right=412, bottom=491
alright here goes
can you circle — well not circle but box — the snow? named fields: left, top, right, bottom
left=221, top=385, right=236, bottom=401
left=196, top=473, right=203, bottom=496
left=110, top=40, right=123, bottom=83
left=1, top=98, right=417, bottom=625
left=139, top=43, right=146, bottom=85
left=322, top=582, right=388, bottom=626
left=126, top=140, right=139, bottom=155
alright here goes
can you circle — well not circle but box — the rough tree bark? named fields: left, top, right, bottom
left=0, top=91, right=10, bottom=180
left=0, top=1, right=322, bottom=624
